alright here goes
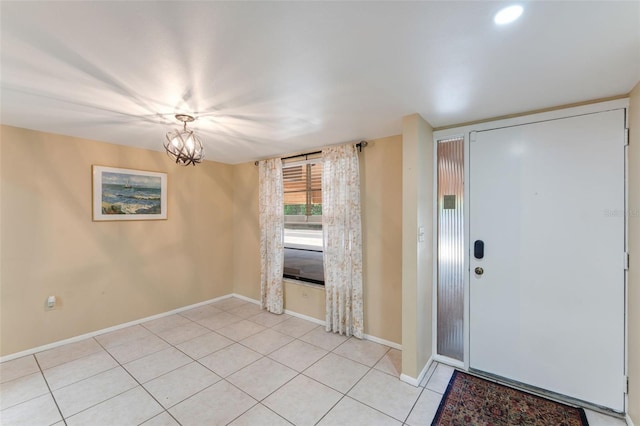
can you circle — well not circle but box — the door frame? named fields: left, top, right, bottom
left=432, top=98, right=630, bottom=413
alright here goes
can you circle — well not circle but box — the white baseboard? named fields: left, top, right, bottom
left=400, top=356, right=434, bottom=387
left=231, top=293, right=261, bottom=305
left=232, top=293, right=402, bottom=349
left=432, top=354, right=464, bottom=369
left=0, top=294, right=233, bottom=363
left=363, top=333, right=402, bottom=351
left=284, top=309, right=325, bottom=326
left=2, top=292, right=402, bottom=363
left=627, top=413, right=635, bottom=426
left=233, top=293, right=325, bottom=325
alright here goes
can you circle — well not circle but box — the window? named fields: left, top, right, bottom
left=283, top=159, right=324, bottom=284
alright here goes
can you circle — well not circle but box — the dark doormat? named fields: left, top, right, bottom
left=432, top=370, right=589, bottom=426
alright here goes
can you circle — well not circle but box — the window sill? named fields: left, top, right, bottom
left=283, top=278, right=326, bottom=291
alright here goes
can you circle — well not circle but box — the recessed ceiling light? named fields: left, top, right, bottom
left=494, top=5, right=523, bottom=25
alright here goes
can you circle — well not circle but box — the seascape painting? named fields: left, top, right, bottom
left=93, top=166, right=167, bottom=221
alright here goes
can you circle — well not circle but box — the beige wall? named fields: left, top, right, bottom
left=628, top=82, right=640, bottom=422
left=401, top=114, right=434, bottom=379
left=0, top=126, right=234, bottom=356
left=232, top=162, right=260, bottom=300
left=232, top=135, right=404, bottom=345
left=282, top=280, right=326, bottom=321
left=360, top=136, right=403, bottom=343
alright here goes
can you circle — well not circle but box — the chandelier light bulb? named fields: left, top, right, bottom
left=186, top=135, right=194, bottom=150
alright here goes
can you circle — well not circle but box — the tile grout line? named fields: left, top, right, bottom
left=221, top=401, right=291, bottom=426
left=54, top=339, right=402, bottom=426
left=251, top=315, right=405, bottom=424
left=307, top=343, right=381, bottom=426
left=0, top=372, right=53, bottom=412
left=3, top=298, right=405, bottom=426
left=32, top=354, right=68, bottom=426
left=93, top=336, right=183, bottom=426
left=313, top=393, right=349, bottom=425
left=190, top=306, right=298, bottom=423
left=421, top=363, right=439, bottom=388
left=5, top=299, right=621, bottom=425
left=402, top=385, right=427, bottom=425
left=109, top=313, right=281, bottom=425
left=151, top=301, right=303, bottom=423
left=200, top=303, right=365, bottom=424
left=258, top=403, right=296, bottom=426
left=311, top=347, right=399, bottom=425
left=318, top=344, right=427, bottom=424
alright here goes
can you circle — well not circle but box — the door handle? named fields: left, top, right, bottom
left=474, top=240, right=484, bottom=259
left=475, top=267, right=484, bottom=276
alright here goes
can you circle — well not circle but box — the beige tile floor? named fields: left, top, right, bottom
left=0, top=297, right=629, bottom=426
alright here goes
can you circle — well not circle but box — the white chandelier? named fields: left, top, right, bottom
left=164, top=114, right=204, bottom=166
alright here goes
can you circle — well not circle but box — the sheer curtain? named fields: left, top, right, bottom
left=259, top=158, right=284, bottom=314
left=322, top=144, right=363, bottom=338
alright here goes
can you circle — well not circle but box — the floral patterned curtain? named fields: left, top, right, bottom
left=322, top=144, right=363, bottom=338
left=259, top=158, right=284, bottom=314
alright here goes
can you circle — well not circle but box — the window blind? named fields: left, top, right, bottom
left=283, top=162, right=322, bottom=217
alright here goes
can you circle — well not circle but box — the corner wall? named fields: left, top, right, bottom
left=401, top=113, right=434, bottom=380
left=232, top=135, right=404, bottom=345
left=628, top=81, right=640, bottom=423
left=0, top=126, right=234, bottom=356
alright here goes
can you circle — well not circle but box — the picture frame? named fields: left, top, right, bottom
left=92, top=165, right=167, bottom=221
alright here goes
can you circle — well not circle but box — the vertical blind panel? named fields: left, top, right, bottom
left=437, top=137, right=465, bottom=361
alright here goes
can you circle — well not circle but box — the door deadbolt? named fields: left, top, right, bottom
left=474, top=267, right=484, bottom=276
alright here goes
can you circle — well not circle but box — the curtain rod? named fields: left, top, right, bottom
left=254, top=140, right=368, bottom=166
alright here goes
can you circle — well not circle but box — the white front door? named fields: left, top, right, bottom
left=469, top=109, right=626, bottom=411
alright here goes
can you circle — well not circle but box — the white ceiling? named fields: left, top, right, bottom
left=1, top=1, right=639, bottom=164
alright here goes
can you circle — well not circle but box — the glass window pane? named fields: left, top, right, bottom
left=284, top=225, right=324, bottom=284
left=282, top=161, right=323, bottom=284
left=437, top=137, right=464, bottom=361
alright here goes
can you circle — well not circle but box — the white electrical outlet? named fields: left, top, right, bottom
left=46, top=296, right=56, bottom=309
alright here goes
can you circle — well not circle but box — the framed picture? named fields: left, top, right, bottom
left=92, top=166, right=167, bottom=221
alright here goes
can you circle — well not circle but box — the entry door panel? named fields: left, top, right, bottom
left=469, top=110, right=625, bottom=411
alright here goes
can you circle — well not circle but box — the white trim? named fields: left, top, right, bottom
left=433, top=353, right=465, bottom=369
left=400, top=374, right=420, bottom=387
left=233, top=293, right=402, bottom=349
left=3, top=292, right=403, bottom=364
left=233, top=293, right=324, bottom=326
left=400, top=356, right=434, bottom=387
left=282, top=278, right=325, bottom=290
left=0, top=294, right=233, bottom=363
left=231, top=293, right=261, bottom=305
left=432, top=136, right=439, bottom=362
left=433, top=99, right=629, bottom=140
left=432, top=134, right=469, bottom=367
left=233, top=292, right=325, bottom=325
left=463, top=131, right=471, bottom=371
left=624, top=117, right=630, bottom=416
left=626, top=414, right=635, bottom=426
left=284, top=309, right=325, bottom=326
left=363, top=334, right=402, bottom=351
